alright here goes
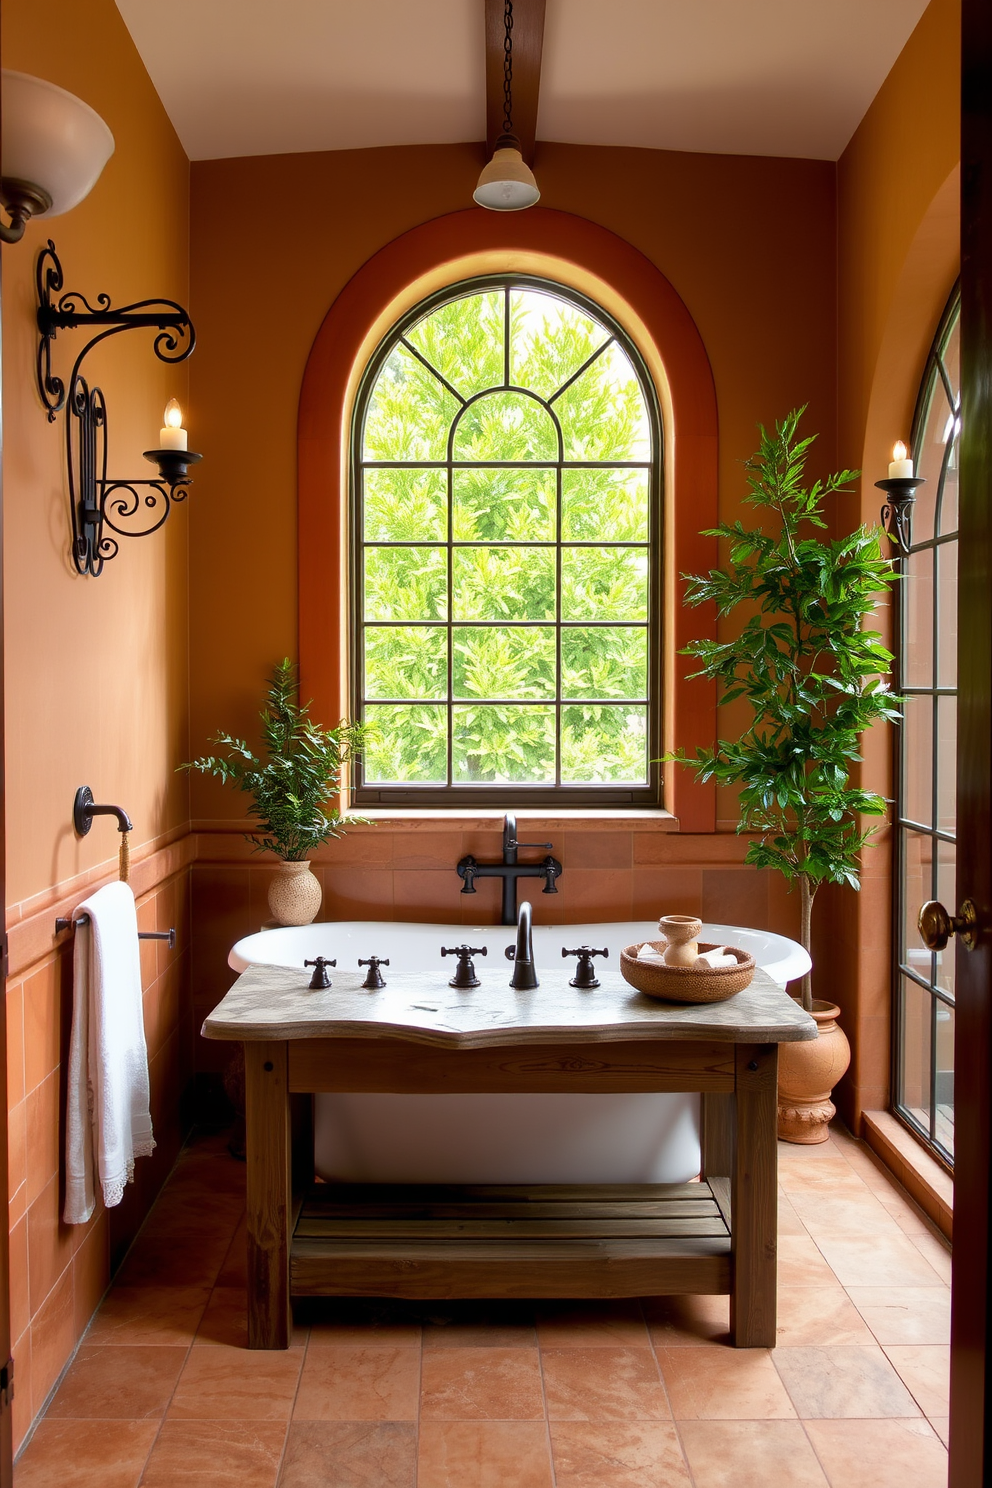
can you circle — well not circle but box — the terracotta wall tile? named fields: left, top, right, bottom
left=460, top=830, right=504, bottom=862
left=701, top=869, right=770, bottom=929
left=22, top=959, right=61, bottom=1098
left=561, top=870, right=633, bottom=924
left=633, top=834, right=751, bottom=866
left=27, top=1176, right=74, bottom=1316
left=6, top=981, right=25, bottom=1110
left=322, top=867, right=395, bottom=920
left=137, top=894, right=163, bottom=986
left=29, top=1267, right=75, bottom=1412
left=562, top=832, right=633, bottom=870
left=322, top=831, right=396, bottom=867
left=8, top=1097, right=27, bottom=1224
left=10, top=1214, right=29, bottom=1344
left=25, top=1073, right=60, bottom=1208
left=191, top=867, right=252, bottom=1008
left=632, top=868, right=704, bottom=921
left=392, top=870, right=463, bottom=923
left=73, top=1212, right=111, bottom=1338
left=393, top=833, right=463, bottom=870
left=11, top=1327, right=32, bottom=1457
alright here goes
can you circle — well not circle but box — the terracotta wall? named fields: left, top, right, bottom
left=2, top=0, right=194, bottom=1449
left=829, top=0, right=960, bottom=1130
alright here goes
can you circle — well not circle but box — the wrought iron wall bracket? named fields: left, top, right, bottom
left=875, top=474, right=926, bottom=559
left=35, top=239, right=199, bottom=577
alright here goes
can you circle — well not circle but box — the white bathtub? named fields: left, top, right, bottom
left=230, top=919, right=809, bottom=1186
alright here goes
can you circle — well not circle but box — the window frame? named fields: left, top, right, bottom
left=348, top=272, right=665, bottom=808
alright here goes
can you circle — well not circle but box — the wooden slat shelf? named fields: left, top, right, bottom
left=289, top=1180, right=732, bottom=1300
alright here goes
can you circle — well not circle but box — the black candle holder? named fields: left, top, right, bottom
left=35, top=240, right=201, bottom=577
left=875, top=474, right=926, bottom=558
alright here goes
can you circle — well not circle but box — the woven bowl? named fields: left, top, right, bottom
left=620, top=941, right=755, bottom=1003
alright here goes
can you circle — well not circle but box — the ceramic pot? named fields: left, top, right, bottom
left=267, top=859, right=322, bottom=926
left=777, top=1001, right=851, bottom=1144
left=657, top=914, right=703, bottom=966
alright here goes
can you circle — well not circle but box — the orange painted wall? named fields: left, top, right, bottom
left=2, top=0, right=195, bottom=1448
left=829, top=0, right=960, bottom=1131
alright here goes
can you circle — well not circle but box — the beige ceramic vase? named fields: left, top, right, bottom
left=658, top=914, right=703, bottom=966
left=267, top=860, right=322, bottom=926
left=777, top=1001, right=852, bottom=1144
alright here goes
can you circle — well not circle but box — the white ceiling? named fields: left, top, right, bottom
left=114, top=0, right=932, bottom=164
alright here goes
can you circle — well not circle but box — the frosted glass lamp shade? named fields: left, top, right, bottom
left=473, top=145, right=540, bottom=212
left=2, top=70, right=114, bottom=218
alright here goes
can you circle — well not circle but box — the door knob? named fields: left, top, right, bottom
left=918, top=898, right=978, bottom=952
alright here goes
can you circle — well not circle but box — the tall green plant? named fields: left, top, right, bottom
left=671, top=409, right=901, bottom=1010
left=182, top=660, right=371, bottom=860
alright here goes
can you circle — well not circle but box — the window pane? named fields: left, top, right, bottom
left=937, top=541, right=958, bottom=686
left=562, top=705, right=648, bottom=783
left=937, top=696, right=956, bottom=835
left=935, top=838, right=956, bottom=997
left=364, top=469, right=447, bottom=541
left=938, top=444, right=959, bottom=536
left=912, top=369, right=948, bottom=543
left=364, top=548, right=447, bottom=622
left=902, top=547, right=933, bottom=687
left=562, top=468, right=649, bottom=542
left=509, top=288, right=609, bottom=400
left=365, top=627, right=447, bottom=699
left=452, top=704, right=556, bottom=783
left=900, top=828, right=934, bottom=979
left=453, top=390, right=558, bottom=462
left=452, top=548, right=555, bottom=622
left=405, top=290, right=504, bottom=399
left=452, top=467, right=555, bottom=541
left=555, top=341, right=650, bottom=462
left=900, top=696, right=933, bottom=826
left=562, top=547, right=648, bottom=621
left=363, top=344, right=459, bottom=460
left=899, top=977, right=932, bottom=1136
left=452, top=626, right=556, bottom=700
left=562, top=628, right=647, bottom=699
left=363, top=704, right=448, bottom=783
left=935, top=1001, right=954, bottom=1158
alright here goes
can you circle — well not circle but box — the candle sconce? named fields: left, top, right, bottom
left=874, top=475, right=926, bottom=559
left=36, top=239, right=200, bottom=577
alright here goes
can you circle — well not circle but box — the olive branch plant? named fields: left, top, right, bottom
left=669, top=408, right=901, bottom=1011
left=182, top=659, right=372, bottom=861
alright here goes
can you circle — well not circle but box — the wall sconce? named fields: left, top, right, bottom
left=875, top=441, right=926, bottom=559
left=1, top=70, right=114, bottom=244
left=36, top=240, right=200, bottom=577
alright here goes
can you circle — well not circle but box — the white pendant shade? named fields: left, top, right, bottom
left=1, top=70, right=114, bottom=217
left=473, top=145, right=540, bottom=211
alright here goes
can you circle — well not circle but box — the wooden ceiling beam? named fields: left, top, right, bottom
left=485, top=0, right=546, bottom=165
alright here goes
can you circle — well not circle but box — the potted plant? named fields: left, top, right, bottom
left=671, top=408, right=901, bottom=1141
left=184, top=659, right=370, bottom=926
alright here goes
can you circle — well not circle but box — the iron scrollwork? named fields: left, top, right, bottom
left=35, top=240, right=199, bottom=577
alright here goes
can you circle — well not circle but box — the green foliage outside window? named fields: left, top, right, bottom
left=356, top=282, right=657, bottom=792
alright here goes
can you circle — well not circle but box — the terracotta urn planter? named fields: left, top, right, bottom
left=267, top=859, right=322, bottom=926
left=777, top=1000, right=851, bottom=1144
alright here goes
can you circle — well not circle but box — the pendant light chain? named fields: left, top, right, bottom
left=502, top=0, right=514, bottom=137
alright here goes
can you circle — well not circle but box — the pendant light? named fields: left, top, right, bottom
left=474, top=0, right=540, bottom=211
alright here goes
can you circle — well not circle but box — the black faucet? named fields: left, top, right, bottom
left=457, top=814, right=563, bottom=926
left=505, top=900, right=539, bottom=990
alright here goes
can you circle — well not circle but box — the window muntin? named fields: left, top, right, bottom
left=893, top=287, right=960, bottom=1167
left=352, top=278, right=662, bottom=805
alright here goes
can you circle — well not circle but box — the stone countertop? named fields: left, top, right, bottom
left=201, top=962, right=817, bottom=1049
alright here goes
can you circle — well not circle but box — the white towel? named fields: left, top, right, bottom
left=636, top=943, right=665, bottom=963
left=64, top=881, right=155, bottom=1224
left=695, top=947, right=739, bottom=969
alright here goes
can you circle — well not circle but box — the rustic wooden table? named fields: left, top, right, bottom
left=203, top=960, right=816, bottom=1350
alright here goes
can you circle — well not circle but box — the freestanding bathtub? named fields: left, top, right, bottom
left=229, top=918, right=809, bottom=1187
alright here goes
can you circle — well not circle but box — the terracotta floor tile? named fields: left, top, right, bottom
left=928, top=1414, right=950, bottom=1447
left=777, top=1196, right=806, bottom=1236
left=138, top=1419, right=287, bottom=1487
left=804, top=1417, right=947, bottom=1488
left=813, top=1234, right=945, bottom=1289
left=772, top=1345, right=921, bottom=1418
left=417, top=1420, right=553, bottom=1488
left=214, top=1215, right=249, bottom=1287
left=678, top=1419, right=829, bottom=1487
left=279, top=1420, right=417, bottom=1488
left=113, top=1230, right=231, bottom=1290
left=656, top=1346, right=796, bottom=1420
left=195, top=1288, right=307, bottom=1348
left=910, top=1229, right=953, bottom=1284
left=882, top=1344, right=950, bottom=1416
left=643, top=1294, right=730, bottom=1347
left=14, top=1417, right=158, bottom=1488
left=549, top=1421, right=691, bottom=1487
left=845, top=1286, right=950, bottom=1347
left=85, top=1286, right=210, bottom=1347
left=777, top=1159, right=872, bottom=1195
left=541, top=1346, right=671, bottom=1422
left=536, top=1300, right=649, bottom=1348
left=777, top=1235, right=837, bottom=1287
left=775, top=1287, right=875, bottom=1347
left=421, top=1300, right=536, bottom=1349
left=293, top=1344, right=420, bottom=1421
left=168, top=1344, right=303, bottom=1420
left=303, top=1297, right=422, bottom=1347
left=788, top=1192, right=903, bottom=1239
left=48, top=1345, right=187, bottom=1419
left=419, top=1346, right=544, bottom=1420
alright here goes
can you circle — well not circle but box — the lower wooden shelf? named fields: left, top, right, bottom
left=289, top=1180, right=732, bottom=1300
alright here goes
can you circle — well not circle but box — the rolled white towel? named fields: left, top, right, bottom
left=695, top=947, right=739, bottom=970
left=636, top=943, right=665, bottom=963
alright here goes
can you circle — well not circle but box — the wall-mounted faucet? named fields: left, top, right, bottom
left=457, top=814, right=563, bottom=926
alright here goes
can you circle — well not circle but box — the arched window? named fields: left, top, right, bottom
left=350, top=276, right=662, bottom=806
left=893, top=285, right=960, bottom=1167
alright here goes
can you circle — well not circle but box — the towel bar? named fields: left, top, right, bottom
left=54, top=915, right=176, bottom=950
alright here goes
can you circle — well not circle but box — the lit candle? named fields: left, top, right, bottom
left=888, top=440, right=913, bottom=479
left=159, top=398, right=188, bottom=451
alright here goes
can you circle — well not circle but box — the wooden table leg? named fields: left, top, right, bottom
left=730, top=1043, right=778, bottom=1348
left=244, top=1041, right=291, bottom=1349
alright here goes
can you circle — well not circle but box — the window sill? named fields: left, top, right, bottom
left=862, top=1109, right=953, bottom=1242
left=343, top=807, right=680, bottom=833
